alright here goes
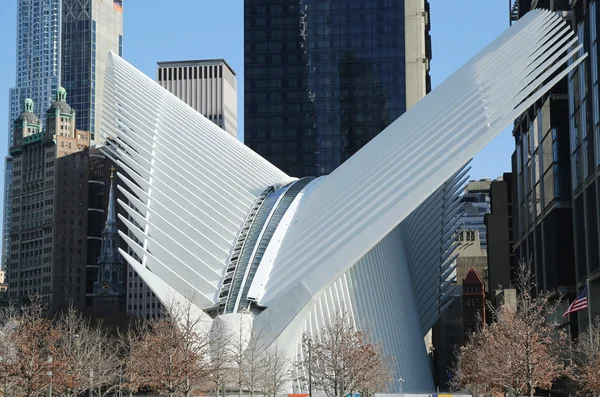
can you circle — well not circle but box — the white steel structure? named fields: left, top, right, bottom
left=100, top=10, right=585, bottom=392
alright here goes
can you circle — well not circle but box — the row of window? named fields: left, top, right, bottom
left=158, top=65, right=224, bottom=82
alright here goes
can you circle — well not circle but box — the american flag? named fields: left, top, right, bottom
left=563, top=285, right=588, bottom=318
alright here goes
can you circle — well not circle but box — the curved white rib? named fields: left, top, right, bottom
left=259, top=10, right=586, bottom=307
left=101, top=52, right=288, bottom=307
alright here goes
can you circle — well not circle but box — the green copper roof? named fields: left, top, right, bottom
left=56, top=86, right=66, bottom=102
left=15, top=98, right=40, bottom=126
left=23, top=98, right=34, bottom=113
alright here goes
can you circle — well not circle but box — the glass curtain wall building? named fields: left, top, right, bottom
left=510, top=0, right=600, bottom=335
left=62, top=0, right=123, bottom=142
left=568, top=0, right=600, bottom=332
left=4, top=0, right=62, bottom=269
left=244, top=0, right=430, bottom=177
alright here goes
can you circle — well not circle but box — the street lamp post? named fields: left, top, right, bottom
left=47, top=355, right=53, bottom=397
left=47, top=372, right=52, bottom=397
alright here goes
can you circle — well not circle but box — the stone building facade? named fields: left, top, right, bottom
left=6, top=88, right=90, bottom=313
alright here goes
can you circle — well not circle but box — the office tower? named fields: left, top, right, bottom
left=8, top=0, right=61, bottom=134
left=510, top=0, right=580, bottom=334
left=512, top=89, right=575, bottom=300
left=62, top=0, right=123, bottom=142
left=3, top=0, right=123, bottom=276
left=157, top=60, right=238, bottom=137
left=485, top=173, right=516, bottom=292
left=244, top=0, right=431, bottom=177
left=3, top=0, right=63, bottom=271
left=6, top=89, right=91, bottom=313
left=567, top=0, right=600, bottom=332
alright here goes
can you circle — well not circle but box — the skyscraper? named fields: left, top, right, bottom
left=157, top=59, right=238, bottom=137
left=4, top=0, right=63, bottom=270
left=244, top=0, right=431, bottom=177
left=7, top=89, right=91, bottom=313
left=3, top=0, right=123, bottom=275
left=511, top=0, right=600, bottom=335
left=62, top=0, right=123, bottom=142
left=510, top=0, right=579, bottom=336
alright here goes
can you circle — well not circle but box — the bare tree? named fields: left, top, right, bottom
left=208, top=320, right=232, bottom=397
left=0, top=299, right=64, bottom=397
left=130, top=298, right=212, bottom=397
left=451, top=260, right=570, bottom=397
left=53, top=307, right=118, bottom=397
left=243, top=331, right=267, bottom=397
left=0, top=304, right=23, bottom=396
left=572, top=316, right=600, bottom=394
left=228, top=314, right=252, bottom=397
left=300, top=309, right=393, bottom=397
left=259, top=341, right=291, bottom=397
left=88, top=327, right=121, bottom=397
left=131, top=317, right=184, bottom=396
left=53, top=307, right=93, bottom=397
left=171, top=298, right=212, bottom=397
left=354, top=342, right=394, bottom=397
left=119, top=320, right=148, bottom=397
left=448, top=325, right=495, bottom=397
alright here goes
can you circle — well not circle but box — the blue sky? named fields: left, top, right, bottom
left=0, top=0, right=510, bottom=187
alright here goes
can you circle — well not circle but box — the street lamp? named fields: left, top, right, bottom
left=397, top=377, right=404, bottom=394
left=47, top=355, right=53, bottom=397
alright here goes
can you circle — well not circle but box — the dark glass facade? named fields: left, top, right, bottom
left=569, top=0, right=600, bottom=332
left=244, top=0, right=407, bottom=177
left=512, top=90, right=575, bottom=296
left=61, top=0, right=122, bottom=142
left=62, top=0, right=94, bottom=136
left=509, top=0, right=600, bottom=336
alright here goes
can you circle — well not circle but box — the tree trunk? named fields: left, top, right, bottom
left=528, top=382, right=534, bottom=397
